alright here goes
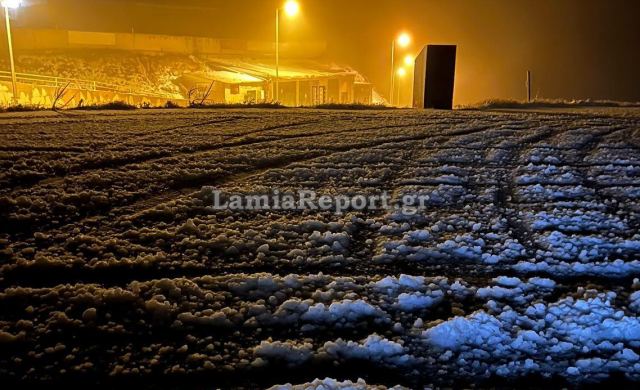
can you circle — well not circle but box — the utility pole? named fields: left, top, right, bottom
left=526, top=70, right=532, bottom=103
left=3, top=4, right=18, bottom=104
left=275, top=8, right=279, bottom=103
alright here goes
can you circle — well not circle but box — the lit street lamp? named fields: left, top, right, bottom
left=404, top=54, right=414, bottom=67
left=397, top=33, right=411, bottom=48
left=2, top=0, right=20, bottom=104
left=389, top=32, right=410, bottom=106
left=275, top=0, right=300, bottom=103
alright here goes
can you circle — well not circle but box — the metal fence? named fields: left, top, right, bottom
left=0, top=70, right=179, bottom=100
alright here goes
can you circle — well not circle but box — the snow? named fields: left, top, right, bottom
left=494, top=276, right=523, bottom=288
left=630, top=291, right=640, bottom=313
left=254, top=340, right=314, bottom=364
left=268, top=378, right=408, bottom=390
left=3, top=109, right=640, bottom=386
left=515, top=259, right=640, bottom=277
left=424, top=290, right=640, bottom=380
left=425, top=311, right=508, bottom=351
left=396, top=291, right=444, bottom=311
left=323, top=334, right=413, bottom=366
left=537, top=231, right=640, bottom=262
left=377, top=231, right=525, bottom=264
left=518, top=164, right=581, bottom=181
left=373, top=275, right=425, bottom=291
left=475, top=276, right=556, bottom=305
left=527, top=210, right=627, bottom=232
left=528, top=277, right=556, bottom=289
left=301, top=300, right=383, bottom=324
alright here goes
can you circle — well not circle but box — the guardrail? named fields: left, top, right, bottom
left=0, top=70, right=180, bottom=100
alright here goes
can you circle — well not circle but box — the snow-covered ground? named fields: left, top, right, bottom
left=0, top=108, right=639, bottom=388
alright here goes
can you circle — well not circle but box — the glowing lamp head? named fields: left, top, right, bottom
left=404, top=54, right=414, bottom=66
left=1, top=0, right=21, bottom=9
left=283, top=0, right=300, bottom=17
left=397, top=68, right=407, bottom=78
left=397, top=33, right=411, bottom=48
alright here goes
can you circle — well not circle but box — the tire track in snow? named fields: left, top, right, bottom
left=1, top=124, right=505, bottom=286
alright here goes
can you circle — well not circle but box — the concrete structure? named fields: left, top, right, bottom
left=181, top=59, right=372, bottom=106
left=0, top=28, right=328, bottom=58
left=0, top=28, right=374, bottom=106
left=413, top=45, right=457, bottom=110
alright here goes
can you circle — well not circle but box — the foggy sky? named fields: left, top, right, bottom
left=9, top=0, right=640, bottom=104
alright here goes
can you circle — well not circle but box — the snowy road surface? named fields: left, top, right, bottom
left=1, top=108, right=640, bottom=388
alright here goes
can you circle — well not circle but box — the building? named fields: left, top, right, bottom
left=0, top=28, right=374, bottom=106
left=181, top=58, right=373, bottom=106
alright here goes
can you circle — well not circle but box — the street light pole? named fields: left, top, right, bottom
left=274, top=1, right=300, bottom=104
left=275, top=7, right=279, bottom=103
left=389, top=40, right=395, bottom=106
left=389, top=32, right=411, bottom=107
left=396, top=68, right=406, bottom=107
left=3, top=4, right=17, bottom=104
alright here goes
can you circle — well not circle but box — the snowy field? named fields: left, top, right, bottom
left=1, top=108, right=640, bottom=388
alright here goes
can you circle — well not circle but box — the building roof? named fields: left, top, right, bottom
left=203, top=57, right=366, bottom=83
